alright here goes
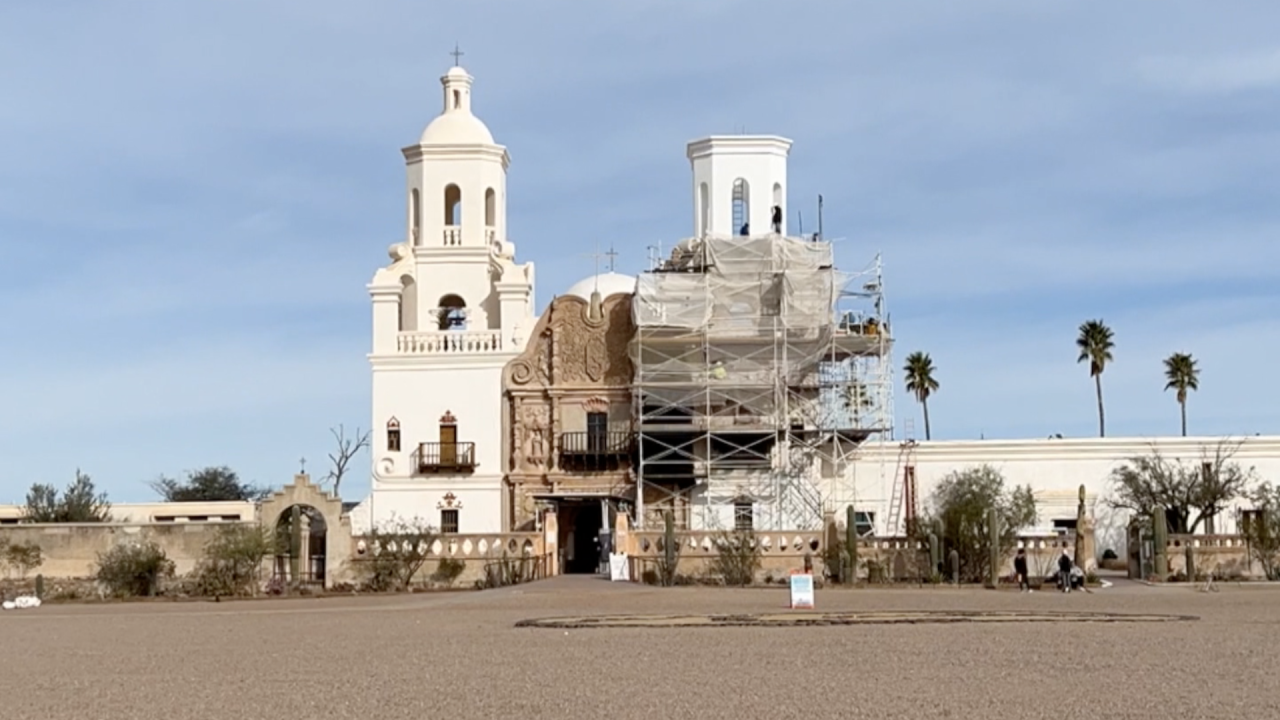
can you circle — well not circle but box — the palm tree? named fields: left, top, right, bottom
left=903, top=351, right=939, bottom=440
left=1075, top=319, right=1115, bottom=437
left=1163, top=352, right=1200, bottom=437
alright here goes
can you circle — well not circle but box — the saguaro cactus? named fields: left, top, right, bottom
left=949, top=549, right=960, bottom=585
left=845, top=506, right=859, bottom=585
left=987, top=507, right=1000, bottom=589
left=1153, top=509, right=1169, bottom=579
left=663, top=509, right=676, bottom=585
left=928, top=532, right=940, bottom=578
left=1074, top=484, right=1087, bottom=571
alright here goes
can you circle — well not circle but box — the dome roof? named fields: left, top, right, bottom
left=417, top=65, right=495, bottom=145
left=564, top=272, right=636, bottom=301
left=419, top=112, right=495, bottom=145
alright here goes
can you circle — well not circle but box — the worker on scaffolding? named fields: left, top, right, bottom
left=709, top=360, right=727, bottom=380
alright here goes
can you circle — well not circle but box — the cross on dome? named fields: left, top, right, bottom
left=416, top=52, right=495, bottom=145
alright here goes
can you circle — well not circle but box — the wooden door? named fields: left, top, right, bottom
left=440, top=424, right=457, bottom=465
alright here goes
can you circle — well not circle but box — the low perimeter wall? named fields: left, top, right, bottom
left=0, top=522, right=232, bottom=579
left=622, top=529, right=1261, bottom=583
left=347, top=533, right=546, bottom=588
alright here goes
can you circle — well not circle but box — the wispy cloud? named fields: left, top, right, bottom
left=1138, top=49, right=1280, bottom=95
left=1, top=0, right=1277, bottom=500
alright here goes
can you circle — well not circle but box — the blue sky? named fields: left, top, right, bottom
left=2, top=0, right=1278, bottom=503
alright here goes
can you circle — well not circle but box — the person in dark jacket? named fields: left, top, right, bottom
left=1014, top=548, right=1030, bottom=592
left=1057, top=550, right=1074, bottom=593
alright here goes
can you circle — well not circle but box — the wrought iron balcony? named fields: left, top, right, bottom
left=558, top=431, right=634, bottom=473
left=417, top=442, right=477, bottom=474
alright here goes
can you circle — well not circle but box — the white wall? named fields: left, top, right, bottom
left=368, top=361, right=508, bottom=532
left=351, top=486, right=503, bottom=536
left=837, top=435, right=1280, bottom=555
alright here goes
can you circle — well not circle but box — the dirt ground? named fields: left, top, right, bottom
left=1, top=576, right=1277, bottom=719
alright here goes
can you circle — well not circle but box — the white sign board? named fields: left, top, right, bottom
left=789, top=573, right=815, bottom=609
left=609, top=553, right=630, bottom=582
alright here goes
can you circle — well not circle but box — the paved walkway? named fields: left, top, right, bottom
left=3, top=577, right=1278, bottom=719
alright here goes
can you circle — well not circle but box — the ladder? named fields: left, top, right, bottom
left=886, top=438, right=918, bottom=536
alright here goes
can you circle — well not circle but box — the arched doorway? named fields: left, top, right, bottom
left=273, top=504, right=328, bottom=586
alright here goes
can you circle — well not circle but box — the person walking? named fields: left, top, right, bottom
left=1014, top=548, right=1030, bottom=592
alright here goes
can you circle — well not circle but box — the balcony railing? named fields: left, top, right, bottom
left=558, top=431, right=634, bottom=473
left=417, top=442, right=477, bottom=474
left=397, top=330, right=504, bottom=355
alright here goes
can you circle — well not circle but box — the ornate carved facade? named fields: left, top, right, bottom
left=502, top=293, right=635, bottom=530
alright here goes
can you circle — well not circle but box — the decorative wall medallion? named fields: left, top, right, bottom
left=440, top=410, right=457, bottom=425
left=583, top=396, right=609, bottom=414
left=437, top=492, right=463, bottom=509
left=377, top=457, right=396, bottom=476
left=386, top=417, right=400, bottom=429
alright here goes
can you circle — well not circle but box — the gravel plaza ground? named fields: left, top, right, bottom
left=2, top=575, right=1278, bottom=719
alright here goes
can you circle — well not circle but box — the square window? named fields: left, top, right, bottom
left=441, top=509, right=459, bottom=534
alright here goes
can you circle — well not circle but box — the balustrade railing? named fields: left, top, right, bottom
left=558, top=431, right=635, bottom=473
left=417, top=441, right=477, bottom=473
left=397, top=330, right=504, bottom=355
left=443, top=226, right=462, bottom=246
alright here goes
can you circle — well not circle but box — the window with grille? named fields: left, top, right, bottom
left=441, top=509, right=459, bottom=534
left=734, top=501, right=753, bottom=531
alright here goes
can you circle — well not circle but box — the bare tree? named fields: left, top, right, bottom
left=1240, top=483, right=1280, bottom=580
left=360, top=518, right=439, bottom=591
left=324, top=424, right=371, bottom=497
left=1108, top=438, right=1254, bottom=534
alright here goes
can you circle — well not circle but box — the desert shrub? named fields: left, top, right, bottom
left=96, top=542, right=175, bottom=597
left=360, top=519, right=437, bottom=591
left=709, top=530, right=761, bottom=586
left=477, top=552, right=540, bottom=589
left=431, top=557, right=466, bottom=587
left=919, top=465, right=1037, bottom=584
left=1242, top=484, right=1280, bottom=580
left=192, top=524, right=274, bottom=597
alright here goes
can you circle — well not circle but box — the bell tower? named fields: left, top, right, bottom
left=361, top=59, right=535, bottom=537
left=687, top=135, right=792, bottom=238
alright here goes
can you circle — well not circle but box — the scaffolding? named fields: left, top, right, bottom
left=630, top=233, right=893, bottom=531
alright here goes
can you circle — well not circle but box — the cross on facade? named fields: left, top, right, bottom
left=450, top=43, right=464, bottom=66
left=605, top=245, right=619, bottom=273
left=299, top=457, right=307, bottom=474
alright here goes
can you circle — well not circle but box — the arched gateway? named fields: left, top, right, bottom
left=259, top=474, right=353, bottom=589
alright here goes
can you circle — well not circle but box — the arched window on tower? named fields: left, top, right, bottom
left=698, top=182, right=709, bottom=237
left=452, top=90, right=461, bottom=110
left=732, top=178, right=750, bottom=236
left=410, top=188, right=421, bottom=244
left=484, top=188, right=496, bottom=227
left=386, top=417, right=402, bottom=452
left=437, top=294, right=467, bottom=330
left=399, top=275, right=418, bottom=332
left=443, top=184, right=462, bottom=245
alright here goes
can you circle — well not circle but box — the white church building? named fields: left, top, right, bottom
left=349, top=62, right=1280, bottom=559
left=350, top=65, right=535, bottom=535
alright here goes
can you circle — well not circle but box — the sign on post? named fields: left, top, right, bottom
left=789, top=572, right=815, bottom=609
left=609, top=553, right=630, bottom=582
